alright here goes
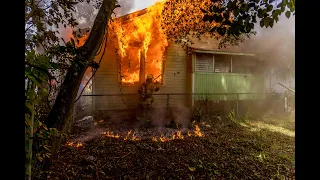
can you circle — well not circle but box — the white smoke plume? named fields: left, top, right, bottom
left=239, top=14, right=295, bottom=92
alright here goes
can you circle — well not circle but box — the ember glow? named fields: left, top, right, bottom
left=194, top=125, right=204, bottom=137
left=152, top=127, right=205, bottom=142
left=102, top=125, right=204, bottom=143
left=103, top=131, right=120, bottom=138
left=66, top=141, right=83, bottom=148
left=103, top=130, right=140, bottom=141
left=111, top=2, right=168, bottom=84
left=124, top=130, right=141, bottom=141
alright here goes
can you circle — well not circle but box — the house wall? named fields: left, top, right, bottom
left=193, top=73, right=265, bottom=100
left=192, top=52, right=265, bottom=101
left=93, top=39, right=189, bottom=111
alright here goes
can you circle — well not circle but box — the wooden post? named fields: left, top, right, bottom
left=139, top=50, right=146, bottom=85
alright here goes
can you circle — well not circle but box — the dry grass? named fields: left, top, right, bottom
left=36, top=114, right=295, bottom=180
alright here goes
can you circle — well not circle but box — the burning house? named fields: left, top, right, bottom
left=75, top=2, right=266, bottom=121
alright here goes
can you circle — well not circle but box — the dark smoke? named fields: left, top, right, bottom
left=58, top=0, right=134, bottom=43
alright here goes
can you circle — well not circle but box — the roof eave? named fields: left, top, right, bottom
left=192, top=49, right=256, bottom=56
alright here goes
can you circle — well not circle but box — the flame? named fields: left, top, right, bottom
left=152, top=130, right=186, bottom=142
left=159, top=134, right=168, bottom=142
left=124, top=130, right=140, bottom=141
left=177, top=130, right=184, bottom=139
left=65, top=27, right=90, bottom=48
left=66, top=141, right=83, bottom=148
left=111, top=2, right=168, bottom=84
left=103, top=130, right=140, bottom=141
left=194, top=125, right=204, bottom=137
left=103, top=131, right=120, bottom=138
left=101, top=125, right=204, bottom=143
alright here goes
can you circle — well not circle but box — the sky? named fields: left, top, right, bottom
left=130, top=0, right=156, bottom=13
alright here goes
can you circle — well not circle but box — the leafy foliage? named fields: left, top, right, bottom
left=161, top=0, right=295, bottom=48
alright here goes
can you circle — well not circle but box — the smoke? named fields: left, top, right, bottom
left=113, top=0, right=135, bottom=17
left=238, top=14, right=295, bottom=91
left=171, top=106, right=191, bottom=129
left=151, top=107, right=167, bottom=127
left=151, top=105, right=191, bottom=129
left=57, top=0, right=134, bottom=44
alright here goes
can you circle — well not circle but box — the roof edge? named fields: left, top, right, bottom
left=192, top=48, right=256, bottom=56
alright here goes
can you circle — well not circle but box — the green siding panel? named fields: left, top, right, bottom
left=194, top=73, right=264, bottom=100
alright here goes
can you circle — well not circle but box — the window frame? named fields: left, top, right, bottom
left=118, top=49, right=167, bottom=86
left=194, top=51, right=257, bottom=74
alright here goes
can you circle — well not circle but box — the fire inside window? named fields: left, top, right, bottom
left=119, top=47, right=165, bottom=85
left=111, top=4, right=168, bottom=85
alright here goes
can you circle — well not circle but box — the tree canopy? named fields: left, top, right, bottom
left=161, top=0, right=295, bottom=48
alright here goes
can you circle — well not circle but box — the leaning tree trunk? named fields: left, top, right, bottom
left=26, top=82, right=36, bottom=180
left=45, top=0, right=117, bottom=156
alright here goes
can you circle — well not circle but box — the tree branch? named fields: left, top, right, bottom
left=25, top=24, right=34, bottom=34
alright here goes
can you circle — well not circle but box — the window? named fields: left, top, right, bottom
left=119, top=48, right=165, bottom=85
left=195, top=52, right=257, bottom=74
left=214, top=55, right=231, bottom=73
left=232, top=56, right=256, bottom=74
left=195, top=53, right=214, bottom=72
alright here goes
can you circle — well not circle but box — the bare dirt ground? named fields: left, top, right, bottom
left=35, top=115, right=295, bottom=180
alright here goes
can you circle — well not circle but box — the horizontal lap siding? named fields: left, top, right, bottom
left=194, top=73, right=264, bottom=100
left=93, top=42, right=189, bottom=110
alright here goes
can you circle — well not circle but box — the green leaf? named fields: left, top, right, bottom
left=285, top=11, right=291, bottom=18
left=25, top=101, right=33, bottom=111
left=275, top=9, right=282, bottom=15
left=269, top=20, right=274, bottom=28
left=257, top=9, right=265, bottom=18
left=188, top=167, right=196, bottom=172
left=240, top=3, right=248, bottom=12
left=50, top=62, right=58, bottom=69
left=260, top=19, right=264, bottom=27
left=247, top=23, right=254, bottom=32
left=252, top=15, right=257, bottom=23
left=233, top=8, right=239, bottom=17
left=267, top=5, right=273, bottom=12
left=27, top=75, right=42, bottom=87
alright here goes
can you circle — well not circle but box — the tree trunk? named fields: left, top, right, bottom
left=45, top=0, right=117, bottom=155
left=26, top=82, right=36, bottom=180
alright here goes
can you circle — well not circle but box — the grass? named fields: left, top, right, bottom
left=37, top=114, right=295, bottom=180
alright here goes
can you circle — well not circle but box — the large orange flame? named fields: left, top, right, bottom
left=111, top=2, right=168, bottom=84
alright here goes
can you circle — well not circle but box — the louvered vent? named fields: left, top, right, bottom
left=195, top=53, right=214, bottom=72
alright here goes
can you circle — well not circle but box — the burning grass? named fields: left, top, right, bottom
left=100, top=124, right=205, bottom=143
left=37, top=116, right=294, bottom=179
